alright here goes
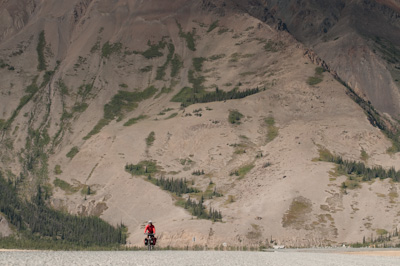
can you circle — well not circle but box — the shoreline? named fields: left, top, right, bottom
left=1, top=248, right=400, bottom=256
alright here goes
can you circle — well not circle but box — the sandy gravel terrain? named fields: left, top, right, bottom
left=1, top=250, right=399, bottom=266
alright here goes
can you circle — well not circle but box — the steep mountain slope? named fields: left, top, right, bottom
left=237, top=0, right=400, bottom=120
left=0, top=0, right=400, bottom=248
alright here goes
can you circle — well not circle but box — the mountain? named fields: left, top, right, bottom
left=0, top=0, right=400, bottom=248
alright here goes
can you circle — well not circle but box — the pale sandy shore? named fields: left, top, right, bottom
left=1, top=250, right=400, bottom=266
left=343, top=250, right=400, bottom=257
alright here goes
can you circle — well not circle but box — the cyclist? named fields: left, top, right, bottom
left=144, top=220, right=156, bottom=246
left=144, top=220, right=155, bottom=234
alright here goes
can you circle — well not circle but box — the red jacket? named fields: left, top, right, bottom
left=144, top=224, right=155, bottom=234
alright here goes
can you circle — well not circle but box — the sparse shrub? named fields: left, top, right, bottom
left=317, top=147, right=400, bottom=183
left=360, top=149, right=369, bottom=161
left=228, top=109, right=244, bottom=124
left=101, top=41, right=122, bottom=58
left=265, top=116, right=278, bottom=142
left=146, top=131, right=155, bottom=146
left=193, top=57, right=206, bottom=72
left=177, top=21, right=196, bottom=51
left=139, top=40, right=166, bottom=59
left=123, top=115, right=147, bottom=126
left=171, top=54, right=183, bottom=77
left=104, top=86, right=157, bottom=121
left=83, top=119, right=110, bottom=140
left=37, top=31, right=46, bottom=71
left=263, top=40, right=284, bottom=53
left=263, top=162, right=272, bottom=168
left=66, top=146, right=79, bottom=159
left=307, top=76, right=323, bottom=85
left=125, top=161, right=159, bottom=176
left=207, top=20, right=219, bottom=33
left=307, top=67, right=325, bottom=85
left=72, top=103, right=88, bottom=113
left=165, top=113, right=178, bottom=119
left=54, top=178, right=78, bottom=193
left=0, top=119, right=5, bottom=130
left=218, top=28, right=229, bottom=35
left=208, top=54, right=225, bottom=61
left=192, top=170, right=205, bottom=176
left=237, top=164, right=254, bottom=179
left=77, top=83, right=93, bottom=99
left=54, top=165, right=62, bottom=175
left=140, top=65, right=153, bottom=73
left=156, top=43, right=175, bottom=80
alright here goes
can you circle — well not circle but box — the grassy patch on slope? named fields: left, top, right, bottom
left=84, top=86, right=157, bottom=139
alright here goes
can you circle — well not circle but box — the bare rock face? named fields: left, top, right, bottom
left=0, top=0, right=36, bottom=41
left=238, top=0, right=400, bottom=120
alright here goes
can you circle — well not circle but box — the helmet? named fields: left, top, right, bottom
left=148, top=220, right=152, bottom=224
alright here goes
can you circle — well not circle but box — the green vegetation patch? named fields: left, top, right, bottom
left=54, top=165, right=62, bottom=175
left=104, top=86, right=157, bottom=121
left=123, top=115, right=147, bottom=126
left=263, top=39, right=284, bottom=53
left=125, top=160, right=159, bottom=176
left=208, top=54, right=226, bottom=61
left=282, top=196, right=312, bottom=228
left=0, top=173, right=126, bottom=249
left=0, top=119, right=5, bottom=130
left=2, top=77, right=42, bottom=132
left=165, top=113, right=178, bottom=120
left=66, top=146, right=79, bottom=159
left=171, top=86, right=261, bottom=107
left=156, top=43, right=175, bottom=80
left=307, top=67, right=325, bottom=86
left=207, top=20, right=219, bottom=33
left=83, top=119, right=110, bottom=140
left=193, top=57, right=206, bottom=72
left=184, top=195, right=222, bottom=221
left=140, top=65, right=153, bottom=73
left=238, top=164, right=254, bottom=179
left=139, top=40, right=166, bottom=59
left=265, top=116, right=279, bottom=142
left=360, top=149, right=369, bottom=161
left=171, top=54, right=183, bottom=77
left=54, top=178, right=79, bottom=194
left=145, top=175, right=222, bottom=221
left=77, top=83, right=93, bottom=99
left=177, top=21, right=196, bottom=51
left=316, top=147, right=400, bottom=184
left=101, top=41, right=122, bottom=58
left=37, top=31, right=47, bottom=71
left=151, top=176, right=199, bottom=196
left=72, top=103, right=88, bottom=113
left=228, top=109, right=244, bottom=124
left=146, top=131, right=155, bottom=147
left=84, top=86, right=157, bottom=139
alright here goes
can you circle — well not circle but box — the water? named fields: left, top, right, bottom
left=1, top=250, right=399, bottom=266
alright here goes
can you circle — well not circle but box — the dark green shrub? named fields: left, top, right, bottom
left=66, top=146, right=79, bottom=159
left=228, top=110, right=244, bottom=124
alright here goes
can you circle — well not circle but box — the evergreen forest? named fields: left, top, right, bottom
left=0, top=172, right=126, bottom=249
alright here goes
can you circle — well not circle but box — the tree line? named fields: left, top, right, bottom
left=0, top=172, right=126, bottom=248
left=150, top=175, right=199, bottom=196
left=146, top=175, right=222, bottom=221
left=180, top=87, right=262, bottom=107
left=185, top=195, right=222, bottom=222
left=322, top=153, right=400, bottom=182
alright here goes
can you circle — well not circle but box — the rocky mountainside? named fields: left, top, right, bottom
left=0, top=0, right=400, bottom=248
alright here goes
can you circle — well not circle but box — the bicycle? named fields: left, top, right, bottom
left=144, top=233, right=156, bottom=251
